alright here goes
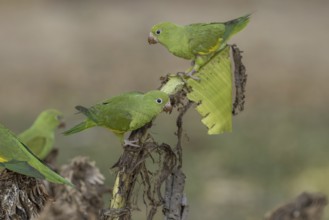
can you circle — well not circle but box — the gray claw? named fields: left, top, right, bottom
left=123, top=139, right=140, bottom=147
left=186, top=70, right=200, bottom=81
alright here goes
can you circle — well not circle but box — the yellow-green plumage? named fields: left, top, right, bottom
left=18, top=109, right=64, bottom=160
left=0, top=123, right=73, bottom=186
left=148, top=14, right=250, bottom=73
left=64, top=90, right=171, bottom=144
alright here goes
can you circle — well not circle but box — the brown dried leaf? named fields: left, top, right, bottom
left=265, top=192, right=328, bottom=220
left=36, top=156, right=108, bottom=220
left=0, top=169, right=49, bottom=220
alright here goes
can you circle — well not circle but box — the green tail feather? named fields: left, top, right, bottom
left=2, top=160, right=45, bottom=180
left=64, top=105, right=97, bottom=135
left=29, top=159, right=74, bottom=187
left=223, top=14, right=251, bottom=41
left=76, top=105, right=92, bottom=118
left=63, top=120, right=96, bottom=135
left=1, top=159, right=74, bottom=187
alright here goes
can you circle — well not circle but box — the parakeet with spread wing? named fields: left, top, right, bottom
left=148, top=14, right=250, bottom=77
left=63, top=90, right=172, bottom=146
left=18, top=109, right=65, bottom=160
left=0, top=122, right=73, bottom=186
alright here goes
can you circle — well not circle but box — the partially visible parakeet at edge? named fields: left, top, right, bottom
left=18, top=109, right=65, bottom=160
left=148, top=14, right=250, bottom=77
left=0, top=122, right=73, bottom=186
left=64, top=90, right=172, bottom=146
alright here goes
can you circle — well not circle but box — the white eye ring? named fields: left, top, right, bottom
left=156, top=98, right=163, bottom=104
left=156, top=29, right=161, bottom=35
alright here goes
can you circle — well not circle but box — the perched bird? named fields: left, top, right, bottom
left=64, top=90, right=172, bottom=146
left=18, top=109, right=65, bottom=160
left=0, top=122, right=73, bottom=186
left=148, top=14, right=250, bottom=77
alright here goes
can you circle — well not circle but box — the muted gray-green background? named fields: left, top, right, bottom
left=1, top=0, right=329, bottom=219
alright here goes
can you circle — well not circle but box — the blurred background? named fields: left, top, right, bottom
left=1, top=0, right=329, bottom=219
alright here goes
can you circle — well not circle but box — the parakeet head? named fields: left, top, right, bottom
left=143, top=90, right=172, bottom=113
left=148, top=22, right=179, bottom=45
left=33, top=109, right=65, bottom=130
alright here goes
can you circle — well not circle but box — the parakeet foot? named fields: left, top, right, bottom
left=186, top=70, right=200, bottom=81
left=123, top=139, right=140, bottom=147
left=176, top=71, right=186, bottom=78
left=176, top=71, right=200, bottom=81
left=175, top=72, right=189, bottom=84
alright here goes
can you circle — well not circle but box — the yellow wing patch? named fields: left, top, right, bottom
left=0, top=156, right=8, bottom=163
left=107, top=127, right=125, bottom=134
left=198, top=38, right=223, bottom=55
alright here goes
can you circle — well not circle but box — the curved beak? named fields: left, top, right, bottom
left=148, top=32, right=158, bottom=44
left=163, top=101, right=173, bottom=113
left=58, top=121, right=66, bottom=129
left=57, top=116, right=66, bottom=129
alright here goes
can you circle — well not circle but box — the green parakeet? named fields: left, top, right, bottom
left=18, top=109, right=65, bottom=160
left=64, top=90, right=172, bottom=146
left=148, top=14, right=250, bottom=77
left=0, top=122, right=73, bottom=186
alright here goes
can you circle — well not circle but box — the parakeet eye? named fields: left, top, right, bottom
left=155, top=98, right=163, bottom=104
left=155, top=29, right=161, bottom=35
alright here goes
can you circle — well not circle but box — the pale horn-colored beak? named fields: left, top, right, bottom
left=148, top=32, right=158, bottom=44
left=58, top=121, right=66, bottom=129
left=57, top=115, right=66, bottom=129
left=163, top=101, right=173, bottom=113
